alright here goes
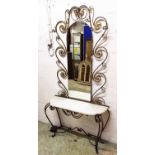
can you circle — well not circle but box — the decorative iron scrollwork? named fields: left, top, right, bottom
left=44, top=102, right=110, bottom=154
left=62, top=110, right=83, bottom=119
left=53, top=5, right=108, bottom=106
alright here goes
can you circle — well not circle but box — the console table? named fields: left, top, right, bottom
left=44, top=96, right=110, bottom=154
left=45, top=5, right=110, bottom=154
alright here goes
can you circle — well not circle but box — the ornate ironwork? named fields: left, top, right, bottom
left=62, top=110, right=83, bottom=118
left=45, top=5, right=110, bottom=154
left=44, top=102, right=110, bottom=154
left=53, top=5, right=108, bottom=106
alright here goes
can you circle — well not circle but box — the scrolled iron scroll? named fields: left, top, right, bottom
left=53, top=5, right=108, bottom=107
left=91, top=8, right=108, bottom=106
left=62, top=110, right=83, bottom=119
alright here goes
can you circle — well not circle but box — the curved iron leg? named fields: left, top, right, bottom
left=95, top=115, right=103, bottom=154
left=95, top=110, right=110, bottom=154
left=102, top=110, right=110, bottom=132
left=44, top=103, right=58, bottom=137
left=44, top=103, right=54, bottom=127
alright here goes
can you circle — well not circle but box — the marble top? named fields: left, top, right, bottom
left=50, top=96, right=108, bottom=115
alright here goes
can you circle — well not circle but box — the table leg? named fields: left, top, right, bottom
left=95, top=110, right=110, bottom=154
left=44, top=103, right=58, bottom=137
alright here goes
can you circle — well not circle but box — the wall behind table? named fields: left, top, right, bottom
left=38, top=0, right=117, bottom=143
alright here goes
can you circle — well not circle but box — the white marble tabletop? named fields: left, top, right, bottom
left=50, top=96, right=108, bottom=115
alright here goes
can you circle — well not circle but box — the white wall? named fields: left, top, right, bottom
left=38, top=0, right=117, bottom=143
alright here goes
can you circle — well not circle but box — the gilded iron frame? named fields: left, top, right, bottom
left=50, top=5, right=109, bottom=106
left=46, top=5, right=110, bottom=154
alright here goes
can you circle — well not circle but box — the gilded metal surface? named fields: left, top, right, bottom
left=53, top=5, right=108, bottom=106
left=45, top=6, right=110, bottom=153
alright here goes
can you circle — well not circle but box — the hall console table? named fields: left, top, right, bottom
left=45, top=4, right=110, bottom=154
left=44, top=96, right=110, bottom=154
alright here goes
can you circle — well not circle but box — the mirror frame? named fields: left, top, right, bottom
left=53, top=5, right=108, bottom=106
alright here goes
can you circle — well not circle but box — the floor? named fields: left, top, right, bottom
left=38, top=121, right=117, bottom=155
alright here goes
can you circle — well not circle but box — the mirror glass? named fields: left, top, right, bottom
left=67, top=22, right=93, bottom=101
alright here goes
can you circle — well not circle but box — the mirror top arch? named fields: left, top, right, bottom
left=53, top=5, right=108, bottom=106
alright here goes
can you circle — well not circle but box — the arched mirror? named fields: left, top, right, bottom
left=67, top=22, right=93, bottom=101
left=53, top=6, right=108, bottom=105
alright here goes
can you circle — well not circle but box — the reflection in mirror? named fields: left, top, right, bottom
left=67, top=22, right=93, bottom=101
